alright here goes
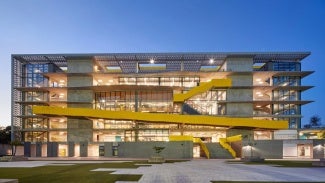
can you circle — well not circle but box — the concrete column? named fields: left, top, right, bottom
left=68, top=142, right=75, bottom=157
left=66, top=58, right=94, bottom=144
left=24, top=142, right=31, bottom=157
left=67, top=118, right=93, bottom=142
left=224, top=57, right=253, bottom=117
left=36, top=142, right=42, bottom=157
left=47, top=142, right=58, bottom=157
left=104, top=142, right=113, bottom=157
left=80, top=141, right=88, bottom=157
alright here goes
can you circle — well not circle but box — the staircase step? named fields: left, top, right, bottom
left=205, top=143, right=234, bottom=159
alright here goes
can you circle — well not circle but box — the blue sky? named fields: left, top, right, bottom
left=0, top=0, right=324, bottom=127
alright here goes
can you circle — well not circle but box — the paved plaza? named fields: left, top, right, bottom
left=1, top=159, right=325, bottom=182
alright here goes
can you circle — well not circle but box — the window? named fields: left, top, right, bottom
left=24, top=64, right=49, bottom=87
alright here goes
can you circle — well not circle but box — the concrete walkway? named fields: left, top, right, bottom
left=93, top=159, right=325, bottom=183
left=1, top=159, right=324, bottom=182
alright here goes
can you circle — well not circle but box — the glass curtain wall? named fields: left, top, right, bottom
left=21, top=64, right=51, bottom=142
left=94, top=90, right=173, bottom=113
left=185, top=90, right=226, bottom=115
left=119, top=76, right=199, bottom=87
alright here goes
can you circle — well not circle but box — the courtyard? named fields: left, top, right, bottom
left=0, top=159, right=324, bottom=183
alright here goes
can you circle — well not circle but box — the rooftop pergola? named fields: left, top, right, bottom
left=12, top=52, right=310, bottom=73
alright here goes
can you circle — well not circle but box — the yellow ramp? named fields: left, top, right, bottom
left=33, top=106, right=288, bottom=129
left=193, top=138, right=210, bottom=159
left=173, top=79, right=231, bottom=102
left=219, top=135, right=242, bottom=158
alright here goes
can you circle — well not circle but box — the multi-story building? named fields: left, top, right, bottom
left=12, top=52, right=322, bottom=159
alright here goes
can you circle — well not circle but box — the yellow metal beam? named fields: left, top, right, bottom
left=173, top=79, right=231, bottom=102
left=169, top=135, right=193, bottom=141
left=33, top=106, right=288, bottom=129
left=225, top=135, right=242, bottom=142
left=193, top=138, right=210, bottom=159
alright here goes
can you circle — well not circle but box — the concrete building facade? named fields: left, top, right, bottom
left=11, top=52, right=324, bottom=159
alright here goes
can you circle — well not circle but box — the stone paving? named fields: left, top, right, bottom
left=1, top=159, right=325, bottom=182
left=93, top=159, right=325, bottom=183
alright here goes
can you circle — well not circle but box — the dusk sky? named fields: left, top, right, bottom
left=0, top=0, right=324, bottom=127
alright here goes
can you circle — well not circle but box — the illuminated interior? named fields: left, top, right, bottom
left=12, top=53, right=313, bottom=144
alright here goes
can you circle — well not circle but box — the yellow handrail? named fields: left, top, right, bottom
left=193, top=138, right=210, bottom=159
left=219, top=135, right=242, bottom=158
left=173, top=79, right=231, bottom=102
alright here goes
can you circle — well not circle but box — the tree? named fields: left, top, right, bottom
left=0, top=126, right=11, bottom=144
left=310, top=115, right=321, bottom=127
left=0, top=126, right=23, bottom=156
left=304, top=115, right=322, bottom=128
left=10, top=139, right=22, bottom=156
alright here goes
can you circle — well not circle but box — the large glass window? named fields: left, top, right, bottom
left=138, top=90, right=173, bottom=113
left=94, top=90, right=173, bottom=113
left=49, top=131, right=67, bottom=142
left=24, top=91, right=48, bottom=102
left=118, top=76, right=199, bottom=87
left=273, top=90, right=299, bottom=101
left=23, top=64, right=49, bottom=87
left=49, top=118, right=67, bottom=129
left=186, top=90, right=226, bottom=115
left=272, top=61, right=300, bottom=71
left=95, top=91, right=135, bottom=111
left=93, top=119, right=134, bottom=129
left=24, top=132, right=48, bottom=142
left=24, top=118, right=48, bottom=129
left=272, top=104, right=300, bottom=115
left=273, top=76, right=301, bottom=86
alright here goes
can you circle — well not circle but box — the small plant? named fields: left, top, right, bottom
left=153, top=146, right=165, bottom=155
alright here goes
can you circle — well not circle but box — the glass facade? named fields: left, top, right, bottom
left=119, top=76, right=200, bottom=87
left=12, top=53, right=312, bottom=145
left=94, top=90, right=173, bottom=113
left=24, top=64, right=49, bottom=87
left=186, top=90, right=226, bottom=115
left=272, top=61, right=300, bottom=71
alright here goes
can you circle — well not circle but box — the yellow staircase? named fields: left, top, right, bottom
left=173, top=79, right=231, bottom=102
left=219, top=135, right=242, bottom=158
left=193, top=138, right=210, bottom=159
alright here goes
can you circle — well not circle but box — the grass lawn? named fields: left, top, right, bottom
left=0, top=161, right=143, bottom=183
left=227, top=160, right=316, bottom=167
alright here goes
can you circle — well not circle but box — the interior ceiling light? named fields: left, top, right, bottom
left=256, top=78, right=262, bottom=81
